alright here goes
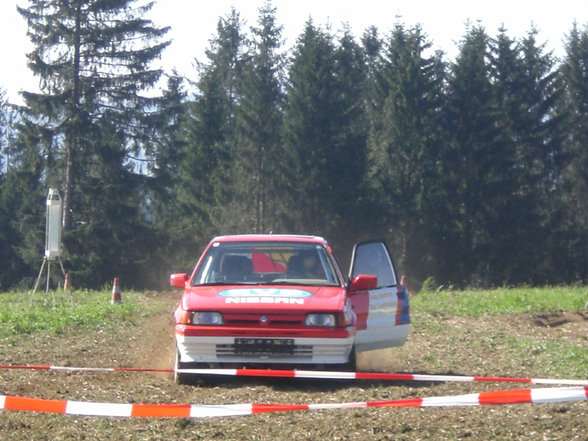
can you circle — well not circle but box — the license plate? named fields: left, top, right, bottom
left=234, top=338, right=294, bottom=355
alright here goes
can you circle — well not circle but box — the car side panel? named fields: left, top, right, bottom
left=347, top=290, right=369, bottom=330
left=354, top=286, right=409, bottom=352
left=349, top=240, right=410, bottom=352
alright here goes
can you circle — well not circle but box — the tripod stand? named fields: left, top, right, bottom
left=33, top=256, right=66, bottom=293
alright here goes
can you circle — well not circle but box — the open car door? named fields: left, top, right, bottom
left=348, top=240, right=410, bottom=352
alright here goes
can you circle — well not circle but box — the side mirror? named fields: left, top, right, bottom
left=348, top=274, right=378, bottom=291
left=170, top=273, right=189, bottom=288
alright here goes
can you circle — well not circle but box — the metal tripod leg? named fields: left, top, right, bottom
left=46, top=259, right=51, bottom=293
left=33, top=257, right=67, bottom=294
left=58, top=257, right=66, bottom=278
left=33, top=258, right=47, bottom=294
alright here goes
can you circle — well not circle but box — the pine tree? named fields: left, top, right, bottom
left=0, top=90, right=22, bottom=174
left=362, top=26, right=387, bottom=125
left=489, top=27, right=564, bottom=284
left=283, top=20, right=343, bottom=235
left=486, top=27, right=534, bottom=283
left=65, top=117, right=158, bottom=287
left=17, top=0, right=170, bottom=288
left=18, top=0, right=169, bottom=229
left=147, top=71, right=188, bottom=230
left=0, top=119, right=45, bottom=289
left=176, top=8, right=246, bottom=249
left=328, top=27, right=369, bottom=248
left=441, top=24, right=501, bottom=285
left=0, top=89, right=7, bottom=175
left=0, top=89, right=14, bottom=288
left=139, top=72, right=188, bottom=278
left=559, top=23, right=588, bottom=282
left=233, top=1, right=286, bottom=233
left=367, top=23, right=446, bottom=281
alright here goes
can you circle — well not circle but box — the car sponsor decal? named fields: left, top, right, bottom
left=218, top=288, right=312, bottom=305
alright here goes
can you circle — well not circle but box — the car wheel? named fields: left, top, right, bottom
left=342, top=345, right=357, bottom=372
left=174, top=344, right=190, bottom=385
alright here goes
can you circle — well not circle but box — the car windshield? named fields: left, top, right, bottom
left=192, top=241, right=341, bottom=287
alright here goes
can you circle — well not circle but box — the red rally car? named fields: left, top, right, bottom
left=170, top=234, right=410, bottom=383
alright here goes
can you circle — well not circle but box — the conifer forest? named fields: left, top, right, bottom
left=1, top=1, right=587, bottom=290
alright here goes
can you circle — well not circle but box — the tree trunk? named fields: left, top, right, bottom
left=62, top=0, right=82, bottom=231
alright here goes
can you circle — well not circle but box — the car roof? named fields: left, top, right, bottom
left=211, top=234, right=328, bottom=245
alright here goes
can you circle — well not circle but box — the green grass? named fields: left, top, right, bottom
left=412, top=285, right=588, bottom=316
left=407, top=285, right=588, bottom=379
left=0, top=289, right=142, bottom=337
left=511, top=336, right=588, bottom=378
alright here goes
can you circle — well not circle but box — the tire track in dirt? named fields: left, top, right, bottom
left=131, top=291, right=178, bottom=371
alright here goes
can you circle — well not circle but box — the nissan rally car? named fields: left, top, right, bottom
left=170, top=234, right=410, bottom=383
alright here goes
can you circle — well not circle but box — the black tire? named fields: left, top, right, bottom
left=174, top=344, right=191, bottom=385
left=174, top=345, right=219, bottom=386
left=342, top=345, right=357, bottom=372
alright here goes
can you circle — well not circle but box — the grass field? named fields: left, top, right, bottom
left=1, top=286, right=587, bottom=440
left=0, top=290, right=140, bottom=337
left=412, top=285, right=588, bottom=316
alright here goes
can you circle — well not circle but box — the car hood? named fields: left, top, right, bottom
left=181, top=285, right=346, bottom=312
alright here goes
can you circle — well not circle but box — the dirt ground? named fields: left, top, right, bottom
left=0, top=291, right=586, bottom=441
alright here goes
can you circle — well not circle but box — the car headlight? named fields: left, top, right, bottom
left=191, top=311, right=224, bottom=325
left=305, top=313, right=336, bottom=327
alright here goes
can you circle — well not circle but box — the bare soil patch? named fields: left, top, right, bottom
left=533, top=311, right=588, bottom=328
left=1, top=291, right=586, bottom=441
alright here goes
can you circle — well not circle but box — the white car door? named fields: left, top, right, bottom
left=349, top=240, right=410, bottom=352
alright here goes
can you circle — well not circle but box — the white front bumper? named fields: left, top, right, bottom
left=176, top=335, right=355, bottom=365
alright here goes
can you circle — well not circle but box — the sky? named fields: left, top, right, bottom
left=1, top=0, right=587, bottom=105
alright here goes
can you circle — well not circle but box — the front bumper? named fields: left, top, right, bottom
left=176, top=334, right=355, bottom=365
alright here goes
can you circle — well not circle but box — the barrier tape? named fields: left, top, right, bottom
left=1, top=365, right=587, bottom=386
left=1, top=387, right=586, bottom=417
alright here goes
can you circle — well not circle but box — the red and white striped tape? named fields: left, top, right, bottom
left=1, top=364, right=587, bottom=386
left=1, top=387, right=586, bottom=418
